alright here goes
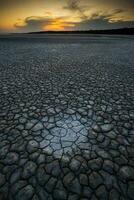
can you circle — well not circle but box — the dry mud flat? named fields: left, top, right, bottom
left=0, top=35, right=134, bottom=200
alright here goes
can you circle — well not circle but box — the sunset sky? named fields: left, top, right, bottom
left=0, top=0, right=134, bottom=33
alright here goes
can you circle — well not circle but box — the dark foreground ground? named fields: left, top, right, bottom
left=0, top=34, right=134, bottom=200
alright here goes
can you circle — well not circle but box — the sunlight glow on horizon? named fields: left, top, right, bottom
left=0, top=0, right=134, bottom=33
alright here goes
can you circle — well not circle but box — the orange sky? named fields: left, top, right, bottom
left=0, top=0, right=134, bottom=33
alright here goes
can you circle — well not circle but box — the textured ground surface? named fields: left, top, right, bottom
left=0, top=35, right=134, bottom=200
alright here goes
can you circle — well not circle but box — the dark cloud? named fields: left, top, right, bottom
left=15, top=12, right=134, bottom=33
left=15, top=16, right=75, bottom=32
left=15, top=16, right=51, bottom=32
left=74, top=15, right=134, bottom=30
left=90, top=9, right=124, bottom=21
left=4, top=0, right=133, bottom=32
left=64, top=0, right=88, bottom=20
left=68, top=8, right=134, bottom=30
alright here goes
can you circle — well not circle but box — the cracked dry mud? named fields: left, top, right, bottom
left=0, top=35, right=134, bottom=200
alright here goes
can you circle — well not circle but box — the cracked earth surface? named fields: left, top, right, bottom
left=0, top=35, right=134, bottom=200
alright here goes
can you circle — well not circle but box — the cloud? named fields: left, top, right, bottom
left=90, top=9, right=125, bottom=22
left=14, top=7, right=134, bottom=32
left=64, top=0, right=88, bottom=20
left=1, top=0, right=134, bottom=33
left=14, top=16, right=76, bottom=32
left=74, top=14, right=134, bottom=30
left=15, top=16, right=51, bottom=32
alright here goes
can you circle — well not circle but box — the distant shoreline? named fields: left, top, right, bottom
left=28, top=28, right=134, bottom=35
left=0, top=28, right=134, bottom=36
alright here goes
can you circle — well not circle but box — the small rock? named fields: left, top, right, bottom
left=11, top=180, right=27, bottom=194
left=53, top=189, right=67, bottom=200
left=22, top=130, right=29, bottom=137
left=32, top=195, right=40, bottom=200
left=89, top=172, right=103, bottom=189
left=68, top=194, right=79, bottom=200
left=89, top=100, right=94, bottom=105
left=32, top=122, right=43, bottom=131
left=0, top=146, right=9, bottom=158
left=51, top=163, right=61, bottom=177
left=47, top=108, right=56, bottom=115
left=109, top=189, right=120, bottom=200
left=22, top=161, right=37, bottom=179
left=10, top=168, right=21, bottom=184
left=119, top=166, right=134, bottom=181
left=69, top=178, right=81, bottom=194
left=97, top=150, right=109, bottom=159
left=92, top=124, right=101, bottom=133
left=88, top=158, right=102, bottom=170
left=29, top=152, right=40, bottom=161
left=0, top=173, right=5, bottom=186
left=4, top=152, right=19, bottom=164
left=37, top=167, right=49, bottom=186
left=39, top=140, right=49, bottom=148
left=27, top=140, right=39, bottom=153
left=78, top=108, right=87, bottom=116
left=66, top=108, right=75, bottom=114
left=63, top=172, right=74, bottom=188
left=83, top=186, right=92, bottom=198
left=69, top=158, right=81, bottom=171
left=100, top=124, right=113, bottom=132
left=15, top=185, right=34, bottom=200
left=37, top=186, right=49, bottom=199
left=26, top=121, right=35, bottom=130
left=103, top=160, right=114, bottom=173
left=79, top=174, right=88, bottom=186
left=37, top=154, right=45, bottom=164
left=128, top=181, right=134, bottom=199
left=45, top=177, right=57, bottom=192
left=19, top=117, right=27, bottom=124
left=96, top=185, right=108, bottom=199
